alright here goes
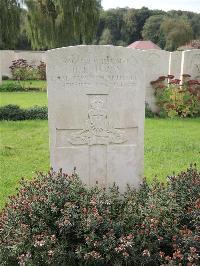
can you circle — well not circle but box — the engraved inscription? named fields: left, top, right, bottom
left=60, top=55, right=138, bottom=87
left=69, top=96, right=127, bottom=145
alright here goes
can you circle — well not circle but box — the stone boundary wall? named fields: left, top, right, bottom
left=0, top=49, right=199, bottom=109
left=0, top=50, right=46, bottom=79
left=180, top=49, right=200, bottom=82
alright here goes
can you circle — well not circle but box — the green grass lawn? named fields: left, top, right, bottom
left=0, top=121, right=49, bottom=209
left=144, top=118, right=200, bottom=181
left=1, top=80, right=46, bottom=90
left=0, top=92, right=47, bottom=107
left=0, top=118, right=199, bottom=209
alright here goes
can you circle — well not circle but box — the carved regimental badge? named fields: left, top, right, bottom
left=69, top=96, right=127, bottom=145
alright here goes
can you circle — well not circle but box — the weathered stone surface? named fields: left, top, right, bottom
left=47, top=45, right=146, bottom=190
left=0, top=50, right=15, bottom=78
left=169, top=51, right=182, bottom=79
left=181, top=49, right=200, bottom=80
left=1, top=48, right=198, bottom=112
left=142, top=50, right=170, bottom=112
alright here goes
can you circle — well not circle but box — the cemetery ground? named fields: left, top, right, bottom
left=0, top=91, right=47, bottom=107
left=0, top=117, right=199, bottom=209
left=1, top=79, right=46, bottom=91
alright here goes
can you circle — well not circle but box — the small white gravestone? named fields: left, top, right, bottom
left=169, top=51, right=182, bottom=79
left=143, top=50, right=170, bottom=112
left=0, top=50, right=15, bottom=78
left=47, top=45, right=145, bottom=190
left=181, top=49, right=200, bottom=81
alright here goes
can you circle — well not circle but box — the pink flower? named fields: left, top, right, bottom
left=48, top=250, right=54, bottom=257
left=127, top=234, right=134, bottom=240
left=142, top=249, right=150, bottom=257
left=159, top=251, right=165, bottom=258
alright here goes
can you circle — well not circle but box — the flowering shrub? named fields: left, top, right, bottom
left=0, top=166, right=199, bottom=265
left=9, top=59, right=46, bottom=81
left=151, top=74, right=200, bottom=117
left=10, top=59, right=38, bottom=80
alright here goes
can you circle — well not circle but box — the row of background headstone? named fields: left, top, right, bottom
left=0, top=48, right=199, bottom=112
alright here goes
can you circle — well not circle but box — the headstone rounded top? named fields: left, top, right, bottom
left=47, top=45, right=144, bottom=54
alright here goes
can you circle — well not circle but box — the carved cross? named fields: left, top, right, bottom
left=56, top=94, right=138, bottom=186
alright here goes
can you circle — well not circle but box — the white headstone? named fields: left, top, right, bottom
left=181, top=49, right=200, bottom=80
left=143, top=50, right=170, bottom=112
left=47, top=45, right=145, bottom=190
left=0, top=50, right=15, bottom=78
left=169, top=51, right=182, bottom=79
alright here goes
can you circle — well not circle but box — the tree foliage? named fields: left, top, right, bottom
left=0, top=0, right=21, bottom=49
left=161, top=16, right=193, bottom=51
left=95, top=8, right=125, bottom=45
left=122, top=8, right=140, bottom=44
left=15, top=8, right=31, bottom=50
left=142, top=15, right=165, bottom=48
left=23, top=0, right=101, bottom=49
left=190, top=14, right=200, bottom=39
left=99, top=28, right=113, bottom=44
left=96, top=8, right=198, bottom=50
left=1, top=3, right=199, bottom=51
left=95, top=7, right=166, bottom=47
